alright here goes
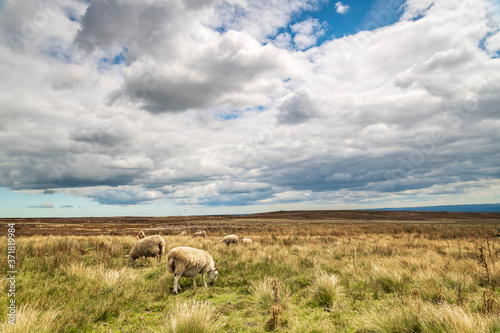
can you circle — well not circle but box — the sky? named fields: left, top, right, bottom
left=0, top=0, right=500, bottom=218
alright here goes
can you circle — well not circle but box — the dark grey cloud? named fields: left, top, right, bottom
left=75, top=0, right=172, bottom=56
left=85, top=186, right=161, bottom=206
left=108, top=31, right=288, bottom=113
left=276, top=89, right=319, bottom=124
left=74, top=0, right=217, bottom=63
left=69, top=114, right=140, bottom=147
left=75, top=0, right=290, bottom=113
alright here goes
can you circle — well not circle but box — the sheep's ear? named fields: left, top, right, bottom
left=215, top=267, right=218, bottom=271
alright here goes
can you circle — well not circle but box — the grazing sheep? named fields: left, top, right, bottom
left=193, top=231, right=206, bottom=238
left=167, top=246, right=218, bottom=294
left=137, top=230, right=146, bottom=239
left=179, top=231, right=187, bottom=236
left=220, top=234, right=239, bottom=246
left=127, top=235, right=166, bottom=265
left=240, top=237, right=253, bottom=244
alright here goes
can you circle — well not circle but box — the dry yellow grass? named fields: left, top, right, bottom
left=1, top=216, right=500, bottom=331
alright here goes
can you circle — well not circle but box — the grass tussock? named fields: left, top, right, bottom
left=249, top=277, right=291, bottom=314
left=312, top=272, right=343, bottom=307
left=0, top=304, right=61, bottom=333
left=357, top=299, right=491, bottom=333
left=163, top=301, right=224, bottom=333
left=63, top=262, right=139, bottom=289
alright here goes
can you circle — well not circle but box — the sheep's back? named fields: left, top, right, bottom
left=167, top=247, right=213, bottom=269
left=135, top=235, right=165, bottom=256
left=224, top=235, right=238, bottom=242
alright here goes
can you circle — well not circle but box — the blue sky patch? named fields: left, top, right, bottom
left=66, top=8, right=80, bottom=22
left=98, top=47, right=127, bottom=70
left=112, top=48, right=127, bottom=64
left=218, top=110, right=241, bottom=121
left=279, top=0, right=405, bottom=47
left=41, top=43, right=71, bottom=62
left=479, top=31, right=500, bottom=58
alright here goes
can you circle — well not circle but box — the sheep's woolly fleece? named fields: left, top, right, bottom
left=129, top=235, right=165, bottom=262
left=167, top=247, right=215, bottom=272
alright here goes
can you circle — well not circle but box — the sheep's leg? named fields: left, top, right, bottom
left=176, top=274, right=182, bottom=291
left=192, top=275, right=197, bottom=288
left=202, top=273, right=208, bottom=287
left=173, top=274, right=181, bottom=294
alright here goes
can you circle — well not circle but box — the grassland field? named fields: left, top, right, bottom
left=2, top=210, right=500, bottom=332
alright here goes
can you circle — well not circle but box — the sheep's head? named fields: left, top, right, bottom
left=125, top=254, right=136, bottom=265
left=208, top=266, right=218, bottom=284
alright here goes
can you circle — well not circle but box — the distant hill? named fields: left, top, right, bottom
left=371, top=203, right=500, bottom=213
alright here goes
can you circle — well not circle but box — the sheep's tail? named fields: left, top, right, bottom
left=167, top=256, right=175, bottom=274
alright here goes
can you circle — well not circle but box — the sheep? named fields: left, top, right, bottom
left=167, top=246, right=218, bottom=294
left=137, top=230, right=146, bottom=239
left=193, top=230, right=206, bottom=238
left=126, top=235, right=166, bottom=265
left=220, top=234, right=239, bottom=246
left=179, top=231, right=187, bottom=236
left=240, top=237, right=253, bottom=244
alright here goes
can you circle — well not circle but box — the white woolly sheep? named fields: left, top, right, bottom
left=220, top=234, right=239, bottom=246
left=127, top=235, right=166, bottom=265
left=240, top=237, right=253, bottom=244
left=179, top=231, right=187, bottom=236
left=193, top=231, right=206, bottom=238
left=137, top=230, right=146, bottom=239
left=167, top=246, right=218, bottom=294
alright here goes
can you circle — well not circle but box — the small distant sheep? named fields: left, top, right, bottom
left=127, top=235, right=166, bottom=265
left=193, top=231, right=206, bottom=238
left=137, top=230, right=146, bottom=239
left=179, top=231, right=187, bottom=236
left=220, top=234, right=239, bottom=246
left=240, top=237, right=253, bottom=244
left=167, top=246, right=218, bottom=294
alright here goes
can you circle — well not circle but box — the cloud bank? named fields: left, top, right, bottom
left=0, top=0, right=499, bottom=210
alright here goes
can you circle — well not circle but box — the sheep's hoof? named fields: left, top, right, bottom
left=173, top=290, right=178, bottom=295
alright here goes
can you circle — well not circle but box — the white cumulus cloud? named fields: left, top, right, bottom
left=335, top=1, right=350, bottom=14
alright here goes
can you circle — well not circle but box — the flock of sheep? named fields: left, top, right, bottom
left=126, top=231, right=252, bottom=294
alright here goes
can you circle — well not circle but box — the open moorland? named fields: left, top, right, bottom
left=2, top=210, right=500, bottom=332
